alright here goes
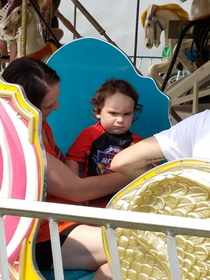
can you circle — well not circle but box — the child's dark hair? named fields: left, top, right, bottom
left=90, top=78, right=142, bottom=120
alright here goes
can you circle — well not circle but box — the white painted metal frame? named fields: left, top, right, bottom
left=165, top=60, right=210, bottom=115
left=1, top=198, right=210, bottom=280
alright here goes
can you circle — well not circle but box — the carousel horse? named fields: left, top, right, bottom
left=141, top=4, right=197, bottom=88
left=0, top=0, right=57, bottom=62
left=180, top=0, right=210, bottom=20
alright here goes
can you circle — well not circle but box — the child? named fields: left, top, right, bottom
left=65, top=78, right=143, bottom=206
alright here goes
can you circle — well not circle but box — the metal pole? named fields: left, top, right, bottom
left=133, top=0, right=140, bottom=66
left=73, top=3, right=77, bottom=39
left=71, top=0, right=117, bottom=47
left=20, top=0, right=27, bottom=57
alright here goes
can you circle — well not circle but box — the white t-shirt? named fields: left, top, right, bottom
left=154, top=110, right=210, bottom=161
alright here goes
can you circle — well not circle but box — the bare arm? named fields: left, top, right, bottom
left=46, top=152, right=132, bottom=202
left=65, top=159, right=79, bottom=176
left=65, top=159, right=86, bottom=176
left=55, top=10, right=81, bottom=38
left=111, top=136, right=165, bottom=179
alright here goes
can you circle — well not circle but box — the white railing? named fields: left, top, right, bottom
left=129, top=55, right=162, bottom=75
left=1, top=198, right=210, bottom=280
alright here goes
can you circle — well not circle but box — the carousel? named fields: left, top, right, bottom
left=1, top=1, right=210, bottom=280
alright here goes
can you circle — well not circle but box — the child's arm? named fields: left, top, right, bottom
left=64, top=127, right=94, bottom=177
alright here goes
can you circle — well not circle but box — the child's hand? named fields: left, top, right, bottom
left=76, top=201, right=89, bottom=206
left=86, top=151, right=90, bottom=157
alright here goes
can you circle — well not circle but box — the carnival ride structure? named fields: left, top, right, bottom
left=0, top=0, right=209, bottom=122
left=1, top=0, right=210, bottom=279
left=1, top=38, right=210, bottom=280
left=162, top=0, right=210, bottom=120
left=139, top=0, right=210, bottom=121
left=141, top=4, right=197, bottom=89
left=2, top=35, right=210, bottom=280
left=0, top=36, right=168, bottom=280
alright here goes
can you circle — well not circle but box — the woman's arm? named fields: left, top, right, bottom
left=46, top=152, right=132, bottom=202
left=65, top=159, right=85, bottom=176
left=65, top=127, right=92, bottom=176
left=65, top=159, right=80, bottom=176
left=111, top=136, right=165, bottom=179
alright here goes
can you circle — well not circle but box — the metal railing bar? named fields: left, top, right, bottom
left=0, top=198, right=210, bottom=238
left=166, top=230, right=181, bottom=280
left=49, top=219, right=64, bottom=280
left=106, top=223, right=122, bottom=280
left=129, top=55, right=162, bottom=59
left=0, top=216, right=10, bottom=280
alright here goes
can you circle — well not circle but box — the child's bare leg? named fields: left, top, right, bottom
left=9, top=40, right=17, bottom=62
left=51, top=28, right=64, bottom=41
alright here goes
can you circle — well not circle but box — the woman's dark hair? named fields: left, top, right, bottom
left=2, top=57, right=60, bottom=109
left=91, top=78, right=142, bottom=120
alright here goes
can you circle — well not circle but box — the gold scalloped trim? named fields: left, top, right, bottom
left=104, top=160, right=210, bottom=279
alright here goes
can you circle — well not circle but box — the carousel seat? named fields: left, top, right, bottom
left=0, top=77, right=46, bottom=279
left=46, top=36, right=171, bottom=279
left=0, top=36, right=171, bottom=280
left=47, top=37, right=171, bottom=155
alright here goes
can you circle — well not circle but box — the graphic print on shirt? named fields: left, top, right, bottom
left=92, top=145, right=122, bottom=175
left=65, top=123, right=143, bottom=178
left=87, top=130, right=134, bottom=176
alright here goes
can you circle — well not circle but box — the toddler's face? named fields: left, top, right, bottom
left=96, top=91, right=134, bottom=134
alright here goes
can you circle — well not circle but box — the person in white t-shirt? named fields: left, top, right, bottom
left=111, top=110, right=210, bottom=179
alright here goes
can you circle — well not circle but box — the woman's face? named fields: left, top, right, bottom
left=40, top=82, right=60, bottom=120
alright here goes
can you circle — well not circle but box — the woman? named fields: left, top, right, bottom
left=2, top=57, right=132, bottom=279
